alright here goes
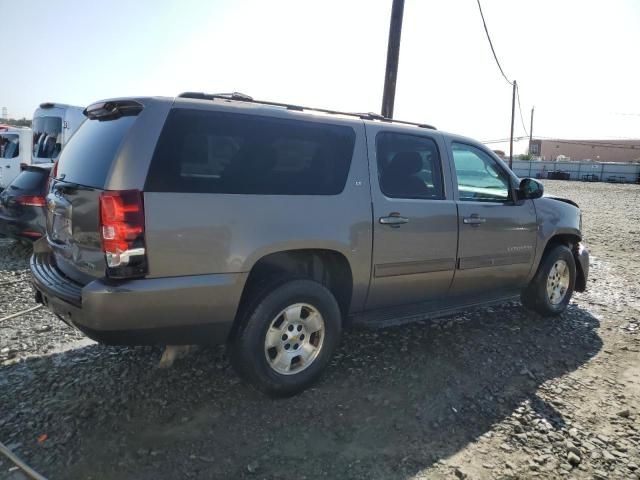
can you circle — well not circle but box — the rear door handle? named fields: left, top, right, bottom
left=379, top=213, right=409, bottom=227
left=463, top=214, right=486, bottom=226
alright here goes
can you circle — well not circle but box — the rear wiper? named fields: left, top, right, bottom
left=52, top=180, right=94, bottom=192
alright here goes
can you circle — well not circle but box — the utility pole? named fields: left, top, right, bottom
left=381, top=0, right=405, bottom=119
left=509, top=80, right=516, bottom=169
left=528, top=106, right=534, bottom=154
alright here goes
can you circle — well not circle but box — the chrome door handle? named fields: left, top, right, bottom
left=380, top=214, right=409, bottom=227
left=463, top=214, right=486, bottom=226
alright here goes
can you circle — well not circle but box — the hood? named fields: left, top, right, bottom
left=543, top=195, right=579, bottom=208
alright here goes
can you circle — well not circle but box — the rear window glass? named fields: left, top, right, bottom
left=145, top=109, right=356, bottom=195
left=56, top=116, right=136, bottom=188
left=9, top=169, right=49, bottom=192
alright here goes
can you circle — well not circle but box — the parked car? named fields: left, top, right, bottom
left=0, top=127, right=33, bottom=190
left=0, top=165, right=51, bottom=241
left=31, top=93, right=589, bottom=396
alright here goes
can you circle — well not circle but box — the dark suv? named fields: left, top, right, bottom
left=31, top=93, right=589, bottom=396
left=0, top=165, right=51, bottom=241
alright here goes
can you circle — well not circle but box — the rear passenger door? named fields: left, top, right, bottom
left=447, top=141, right=537, bottom=296
left=365, top=125, right=458, bottom=309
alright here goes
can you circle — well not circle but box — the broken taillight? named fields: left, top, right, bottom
left=19, top=230, right=42, bottom=239
left=16, top=195, right=46, bottom=207
left=99, top=190, right=147, bottom=278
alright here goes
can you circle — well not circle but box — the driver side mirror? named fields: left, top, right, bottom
left=518, top=178, right=544, bottom=200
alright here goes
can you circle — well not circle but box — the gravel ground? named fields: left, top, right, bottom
left=1, top=180, right=639, bottom=480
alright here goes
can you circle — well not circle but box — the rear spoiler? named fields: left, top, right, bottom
left=21, top=163, right=52, bottom=173
left=83, top=100, right=143, bottom=121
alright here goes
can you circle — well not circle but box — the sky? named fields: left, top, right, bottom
left=2, top=0, right=640, bottom=153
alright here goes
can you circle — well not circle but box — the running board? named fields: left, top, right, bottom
left=349, top=293, right=521, bottom=330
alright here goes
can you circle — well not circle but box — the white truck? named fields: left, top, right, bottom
left=31, top=102, right=85, bottom=164
left=0, top=127, right=33, bottom=189
left=0, top=103, right=85, bottom=189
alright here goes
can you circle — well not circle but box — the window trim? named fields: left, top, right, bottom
left=450, top=141, right=514, bottom=204
left=374, top=131, right=446, bottom=201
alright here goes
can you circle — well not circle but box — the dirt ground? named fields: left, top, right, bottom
left=1, top=180, right=639, bottom=480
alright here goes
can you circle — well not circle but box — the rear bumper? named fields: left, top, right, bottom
left=0, top=210, right=45, bottom=241
left=574, top=241, right=589, bottom=292
left=31, top=252, right=245, bottom=345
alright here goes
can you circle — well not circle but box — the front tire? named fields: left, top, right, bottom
left=229, top=279, right=342, bottom=397
left=522, top=244, right=576, bottom=316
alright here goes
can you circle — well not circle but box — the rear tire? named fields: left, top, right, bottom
left=229, top=279, right=342, bottom=397
left=522, top=244, right=576, bottom=316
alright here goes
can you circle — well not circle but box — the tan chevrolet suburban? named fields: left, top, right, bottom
left=31, top=93, right=588, bottom=396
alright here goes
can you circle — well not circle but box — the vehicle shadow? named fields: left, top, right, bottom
left=1, top=301, right=601, bottom=480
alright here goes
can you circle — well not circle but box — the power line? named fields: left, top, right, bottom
left=482, top=137, right=529, bottom=144
left=516, top=84, right=529, bottom=137
left=476, top=0, right=512, bottom=86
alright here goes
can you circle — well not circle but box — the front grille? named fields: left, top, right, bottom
left=30, top=253, right=82, bottom=307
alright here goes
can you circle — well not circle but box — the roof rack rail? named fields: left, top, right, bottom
left=177, top=92, right=436, bottom=130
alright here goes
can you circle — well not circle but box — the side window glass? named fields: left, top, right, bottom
left=376, top=132, right=444, bottom=200
left=146, top=109, right=356, bottom=195
left=452, top=143, right=510, bottom=202
left=1, top=135, right=19, bottom=159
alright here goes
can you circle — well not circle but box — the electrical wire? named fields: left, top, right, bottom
left=516, top=85, right=529, bottom=137
left=0, top=305, right=42, bottom=323
left=0, top=441, right=48, bottom=480
left=476, top=0, right=513, bottom=86
left=476, top=0, right=540, bottom=155
left=482, top=137, right=529, bottom=144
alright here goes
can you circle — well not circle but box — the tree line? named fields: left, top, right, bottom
left=1, top=118, right=32, bottom=127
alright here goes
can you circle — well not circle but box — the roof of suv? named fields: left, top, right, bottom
left=89, top=93, right=492, bottom=157
left=172, top=92, right=438, bottom=131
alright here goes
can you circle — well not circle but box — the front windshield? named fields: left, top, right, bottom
left=32, top=115, right=63, bottom=160
left=0, top=134, right=20, bottom=159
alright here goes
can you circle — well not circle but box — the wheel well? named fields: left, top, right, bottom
left=543, top=233, right=580, bottom=254
left=542, top=233, right=586, bottom=291
left=237, top=249, right=353, bottom=322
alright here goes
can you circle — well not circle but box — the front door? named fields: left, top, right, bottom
left=448, top=141, right=537, bottom=296
left=366, top=126, right=458, bottom=309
